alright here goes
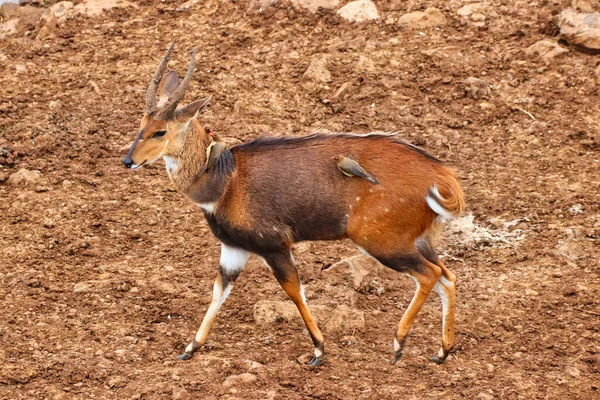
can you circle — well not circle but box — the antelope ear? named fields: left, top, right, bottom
left=158, top=70, right=180, bottom=106
left=174, top=96, right=212, bottom=122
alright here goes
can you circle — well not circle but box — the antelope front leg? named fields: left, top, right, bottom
left=177, top=244, right=249, bottom=360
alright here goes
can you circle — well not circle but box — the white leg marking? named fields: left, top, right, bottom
left=300, top=283, right=307, bottom=304
left=191, top=280, right=233, bottom=347
left=394, top=338, right=401, bottom=352
left=219, top=243, right=250, bottom=275
left=314, top=348, right=323, bottom=358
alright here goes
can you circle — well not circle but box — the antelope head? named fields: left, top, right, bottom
left=123, top=41, right=211, bottom=169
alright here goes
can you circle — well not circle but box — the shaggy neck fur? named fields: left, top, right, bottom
left=164, top=119, right=211, bottom=193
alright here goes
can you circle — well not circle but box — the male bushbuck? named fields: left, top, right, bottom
left=123, top=42, right=465, bottom=366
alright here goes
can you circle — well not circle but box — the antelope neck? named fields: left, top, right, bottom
left=163, top=121, right=232, bottom=205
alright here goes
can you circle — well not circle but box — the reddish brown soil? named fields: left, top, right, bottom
left=1, top=0, right=599, bottom=399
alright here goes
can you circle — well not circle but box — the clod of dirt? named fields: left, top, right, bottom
left=337, top=0, right=380, bottom=23
left=463, top=77, right=491, bottom=99
left=254, top=301, right=365, bottom=332
left=6, top=168, right=42, bottom=186
left=302, top=55, right=332, bottom=83
left=397, top=7, right=448, bottom=28
left=457, top=3, right=486, bottom=27
left=172, top=386, right=191, bottom=400
left=293, top=0, right=340, bottom=14
left=222, top=373, right=257, bottom=388
left=558, top=8, right=600, bottom=53
left=526, top=39, right=569, bottom=63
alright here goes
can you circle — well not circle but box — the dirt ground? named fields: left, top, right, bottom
left=1, top=0, right=599, bottom=399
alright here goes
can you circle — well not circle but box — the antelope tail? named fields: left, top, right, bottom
left=426, top=177, right=465, bottom=220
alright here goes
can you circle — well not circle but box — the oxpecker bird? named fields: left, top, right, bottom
left=332, top=155, right=379, bottom=185
left=205, top=132, right=227, bottom=171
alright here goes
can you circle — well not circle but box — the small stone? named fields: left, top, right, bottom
left=457, top=3, right=483, bottom=17
left=463, top=77, right=491, bottom=99
left=477, top=393, right=494, bottom=400
left=172, top=387, right=191, bottom=400
left=565, top=366, right=580, bottom=378
left=292, top=0, right=339, bottom=13
left=486, top=363, right=495, bottom=373
left=398, top=7, right=448, bottom=28
left=296, top=353, right=313, bottom=364
left=222, top=373, right=257, bottom=388
left=62, top=180, right=73, bottom=188
left=302, top=56, right=332, bottom=83
left=337, top=0, right=380, bottom=23
left=526, top=40, right=569, bottom=62
left=73, top=281, right=92, bottom=293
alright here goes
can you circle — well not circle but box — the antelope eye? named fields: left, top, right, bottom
left=152, top=130, right=166, bottom=138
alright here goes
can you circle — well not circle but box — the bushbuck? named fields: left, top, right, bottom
left=123, top=42, right=465, bottom=366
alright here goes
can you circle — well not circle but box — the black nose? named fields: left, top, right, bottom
left=123, top=157, right=133, bottom=169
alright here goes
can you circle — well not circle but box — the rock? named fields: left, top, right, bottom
left=0, top=19, right=19, bottom=39
left=398, top=7, right=448, bottom=28
left=302, top=55, right=332, bottom=83
left=463, top=77, right=491, bottom=99
left=571, top=0, right=596, bottom=13
left=457, top=3, right=483, bottom=17
left=558, top=8, right=600, bottom=53
left=525, top=39, right=569, bottom=62
left=565, top=366, right=580, bottom=378
left=595, top=64, right=600, bottom=78
left=222, top=373, right=257, bottom=388
left=172, top=387, right=191, bottom=400
left=74, top=281, right=93, bottom=293
left=49, top=1, right=75, bottom=23
left=322, top=255, right=372, bottom=289
left=36, top=9, right=59, bottom=40
left=7, top=168, right=42, bottom=185
left=296, top=353, right=313, bottom=364
left=0, top=3, right=43, bottom=27
left=477, top=393, right=494, bottom=400
left=486, top=363, right=495, bottom=373
left=292, top=0, right=339, bottom=13
left=73, top=0, right=136, bottom=18
left=247, top=0, right=279, bottom=12
left=254, top=300, right=365, bottom=333
left=0, top=2, right=19, bottom=20
left=337, top=0, right=380, bottom=23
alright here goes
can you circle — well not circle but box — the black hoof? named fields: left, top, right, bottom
left=392, top=351, right=403, bottom=365
left=429, top=355, right=445, bottom=364
left=307, top=356, right=324, bottom=367
left=176, top=352, right=193, bottom=360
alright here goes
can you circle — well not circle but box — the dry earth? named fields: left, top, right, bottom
left=1, top=0, right=599, bottom=399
